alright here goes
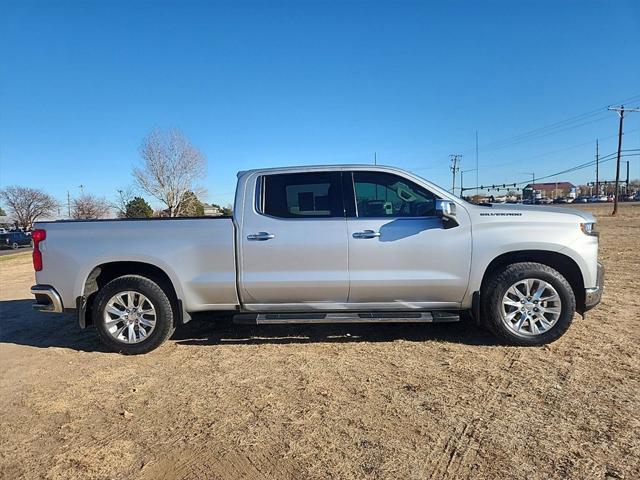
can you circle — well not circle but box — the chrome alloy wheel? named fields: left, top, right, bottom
left=501, top=278, right=562, bottom=336
left=103, top=291, right=157, bottom=344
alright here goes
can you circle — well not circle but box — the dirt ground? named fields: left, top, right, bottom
left=1, top=203, right=639, bottom=480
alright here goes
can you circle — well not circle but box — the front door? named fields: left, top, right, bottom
left=345, top=170, right=472, bottom=309
left=239, top=171, right=349, bottom=311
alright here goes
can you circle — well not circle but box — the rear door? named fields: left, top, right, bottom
left=345, top=170, right=472, bottom=309
left=238, top=171, right=350, bottom=310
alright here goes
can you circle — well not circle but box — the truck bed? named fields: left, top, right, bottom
left=34, top=217, right=239, bottom=312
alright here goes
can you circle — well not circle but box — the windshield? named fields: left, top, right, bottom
left=408, top=169, right=493, bottom=207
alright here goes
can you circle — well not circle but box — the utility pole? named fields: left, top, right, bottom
left=625, top=160, right=630, bottom=195
left=67, top=191, right=71, bottom=218
left=595, top=139, right=599, bottom=196
left=475, top=130, right=479, bottom=199
left=608, top=105, right=640, bottom=215
left=374, top=152, right=377, bottom=165
left=450, top=154, right=462, bottom=195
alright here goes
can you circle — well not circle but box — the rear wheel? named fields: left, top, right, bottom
left=482, top=262, right=576, bottom=346
left=11, top=242, right=18, bottom=249
left=93, top=275, right=175, bottom=354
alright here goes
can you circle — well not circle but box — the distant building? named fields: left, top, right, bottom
left=523, top=182, right=575, bottom=200
left=203, top=204, right=223, bottom=216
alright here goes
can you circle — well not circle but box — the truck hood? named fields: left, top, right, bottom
left=472, top=203, right=596, bottom=223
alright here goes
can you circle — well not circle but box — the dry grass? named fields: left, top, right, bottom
left=1, top=203, right=638, bottom=480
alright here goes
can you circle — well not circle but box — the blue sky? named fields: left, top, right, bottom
left=1, top=0, right=639, bottom=209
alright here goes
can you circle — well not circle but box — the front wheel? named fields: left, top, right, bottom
left=11, top=242, right=19, bottom=250
left=482, top=262, right=576, bottom=346
left=93, top=275, right=175, bottom=354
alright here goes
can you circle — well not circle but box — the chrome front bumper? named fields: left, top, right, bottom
left=31, top=285, right=64, bottom=313
left=584, top=262, right=604, bottom=311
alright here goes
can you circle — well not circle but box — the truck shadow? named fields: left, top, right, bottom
left=0, top=299, right=107, bottom=352
left=173, top=315, right=501, bottom=347
left=0, top=299, right=501, bottom=351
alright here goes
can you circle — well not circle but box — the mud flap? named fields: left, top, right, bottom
left=472, top=291, right=481, bottom=326
left=76, top=296, right=87, bottom=329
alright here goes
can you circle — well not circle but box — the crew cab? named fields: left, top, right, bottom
left=31, top=165, right=603, bottom=354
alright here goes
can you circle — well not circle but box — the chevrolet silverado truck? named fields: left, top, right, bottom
left=31, top=165, right=603, bottom=354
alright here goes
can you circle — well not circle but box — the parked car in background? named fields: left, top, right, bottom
left=538, top=198, right=553, bottom=205
left=575, top=196, right=589, bottom=203
left=0, top=231, right=32, bottom=249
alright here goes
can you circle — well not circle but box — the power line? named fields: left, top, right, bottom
left=483, top=94, right=640, bottom=150
left=458, top=93, right=640, bottom=155
left=480, top=114, right=612, bottom=152
left=521, top=152, right=640, bottom=185
left=462, top=149, right=639, bottom=192
left=475, top=127, right=640, bottom=171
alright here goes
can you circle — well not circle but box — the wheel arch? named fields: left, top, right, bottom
left=81, top=261, right=183, bottom=327
left=480, top=250, right=586, bottom=313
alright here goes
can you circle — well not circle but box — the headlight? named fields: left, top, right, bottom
left=580, top=222, right=597, bottom=236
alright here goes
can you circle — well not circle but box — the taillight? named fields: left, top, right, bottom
left=32, top=229, right=46, bottom=271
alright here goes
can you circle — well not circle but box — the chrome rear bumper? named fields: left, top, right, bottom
left=584, top=262, right=604, bottom=311
left=31, top=285, right=64, bottom=313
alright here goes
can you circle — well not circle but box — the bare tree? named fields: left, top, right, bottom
left=72, top=194, right=111, bottom=219
left=133, top=128, right=207, bottom=217
left=0, top=186, right=58, bottom=228
left=112, top=186, right=137, bottom=218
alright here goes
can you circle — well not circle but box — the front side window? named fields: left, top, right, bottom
left=352, top=171, right=437, bottom=217
left=261, top=172, right=343, bottom=218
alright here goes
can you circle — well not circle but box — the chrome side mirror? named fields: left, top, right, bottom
left=436, top=199, right=456, bottom=217
left=435, top=200, right=459, bottom=228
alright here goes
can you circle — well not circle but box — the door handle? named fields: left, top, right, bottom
left=247, top=232, right=275, bottom=241
left=353, top=230, right=381, bottom=239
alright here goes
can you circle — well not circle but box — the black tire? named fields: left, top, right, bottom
left=93, top=275, right=176, bottom=354
left=11, top=242, right=18, bottom=250
left=482, top=262, right=576, bottom=346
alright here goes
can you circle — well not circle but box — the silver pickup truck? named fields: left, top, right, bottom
left=31, top=165, right=603, bottom=354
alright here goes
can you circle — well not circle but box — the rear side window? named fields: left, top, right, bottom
left=260, top=172, right=343, bottom=218
left=352, top=171, right=437, bottom=218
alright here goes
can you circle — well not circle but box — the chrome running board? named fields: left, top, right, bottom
left=233, top=311, right=459, bottom=325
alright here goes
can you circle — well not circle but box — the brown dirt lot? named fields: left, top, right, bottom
left=1, top=203, right=639, bottom=480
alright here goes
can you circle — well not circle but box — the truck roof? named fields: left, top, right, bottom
left=237, top=164, right=408, bottom=177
